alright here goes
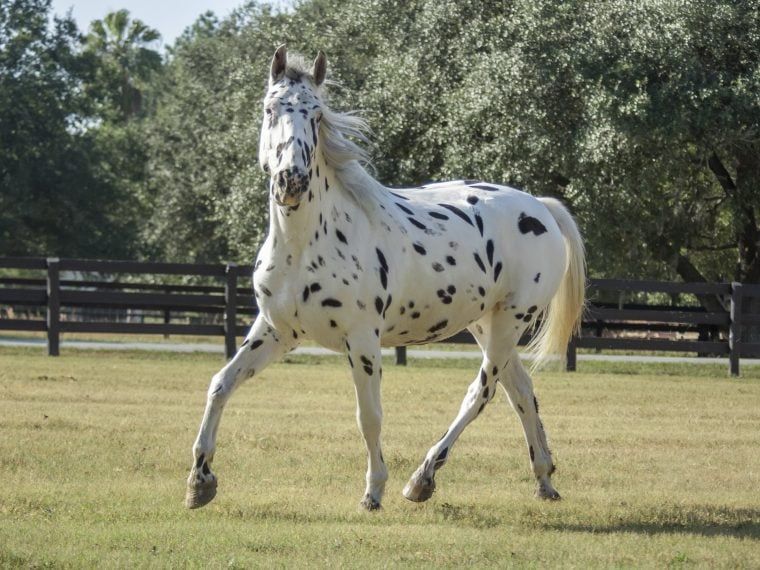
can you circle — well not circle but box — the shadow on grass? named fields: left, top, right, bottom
left=540, top=504, right=760, bottom=539
left=213, top=499, right=760, bottom=538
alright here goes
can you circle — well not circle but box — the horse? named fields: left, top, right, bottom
left=185, top=45, right=585, bottom=511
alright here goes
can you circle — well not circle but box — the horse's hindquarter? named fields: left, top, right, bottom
left=377, top=183, right=567, bottom=346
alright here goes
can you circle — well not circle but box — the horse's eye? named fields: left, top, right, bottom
left=263, top=164, right=270, bottom=174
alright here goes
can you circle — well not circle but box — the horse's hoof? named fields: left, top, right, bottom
left=402, top=474, right=436, bottom=502
left=535, top=481, right=561, bottom=501
left=185, top=477, right=217, bottom=509
left=359, top=495, right=382, bottom=511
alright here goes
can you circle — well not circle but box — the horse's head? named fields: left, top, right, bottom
left=259, top=45, right=326, bottom=207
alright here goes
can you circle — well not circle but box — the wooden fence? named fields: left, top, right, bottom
left=1, top=257, right=757, bottom=376
left=0, top=257, right=255, bottom=359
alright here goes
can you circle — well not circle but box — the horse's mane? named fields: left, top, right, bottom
left=284, top=55, right=392, bottom=213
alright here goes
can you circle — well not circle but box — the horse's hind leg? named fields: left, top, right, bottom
left=500, top=354, right=560, bottom=500
left=185, top=316, right=296, bottom=509
left=403, top=310, right=518, bottom=502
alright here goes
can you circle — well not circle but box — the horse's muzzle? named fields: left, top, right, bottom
left=273, top=168, right=309, bottom=206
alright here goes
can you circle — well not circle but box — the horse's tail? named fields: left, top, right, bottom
left=527, top=198, right=586, bottom=371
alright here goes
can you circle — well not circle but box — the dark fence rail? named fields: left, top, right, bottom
left=0, top=257, right=756, bottom=376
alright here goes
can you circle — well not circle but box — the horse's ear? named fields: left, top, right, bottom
left=311, top=51, right=326, bottom=87
left=271, top=44, right=287, bottom=83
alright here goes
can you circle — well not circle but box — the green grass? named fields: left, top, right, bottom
left=1, top=347, right=759, bottom=568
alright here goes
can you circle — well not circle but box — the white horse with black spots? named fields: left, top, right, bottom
left=186, top=46, right=586, bottom=511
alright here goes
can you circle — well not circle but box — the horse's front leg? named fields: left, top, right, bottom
left=185, top=316, right=296, bottom=509
left=345, top=335, right=387, bottom=511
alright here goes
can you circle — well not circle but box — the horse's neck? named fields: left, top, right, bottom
left=268, top=157, right=355, bottom=252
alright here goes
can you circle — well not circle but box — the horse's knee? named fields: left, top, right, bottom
left=356, top=401, right=383, bottom=437
left=207, top=367, right=245, bottom=400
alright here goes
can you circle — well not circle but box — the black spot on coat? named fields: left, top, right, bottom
left=493, top=262, right=503, bottom=282
left=518, top=212, right=548, bottom=236
left=486, top=240, right=494, bottom=266
left=439, top=203, right=473, bottom=226
left=395, top=202, right=414, bottom=215
left=408, top=217, right=427, bottom=231
left=376, top=248, right=389, bottom=273
left=474, top=214, right=484, bottom=236
left=470, top=183, right=500, bottom=192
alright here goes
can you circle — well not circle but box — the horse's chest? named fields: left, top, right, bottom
left=252, top=255, right=299, bottom=328
left=253, top=245, right=363, bottom=346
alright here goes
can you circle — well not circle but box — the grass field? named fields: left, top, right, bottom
left=1, top=347, right=759, bottom=568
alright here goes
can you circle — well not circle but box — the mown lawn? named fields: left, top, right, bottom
left=0, top=347, right=758, bottom=568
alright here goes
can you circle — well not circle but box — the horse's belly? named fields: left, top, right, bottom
left=378, top=281, right=493, bottom=348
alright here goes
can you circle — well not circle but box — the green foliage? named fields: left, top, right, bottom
left=326, top=0, right=759, bottom=281
left=2, top=0, right=759, bottom=284
left=138, top=6, right=288, bottom=262
left=0, top=0, right=141, bottom=257
left=84, top=9, right=162, bottom=121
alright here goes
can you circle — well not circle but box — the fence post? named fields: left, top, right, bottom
left=729, top=282, right=742, bottom=377
left=163, top=309, right=171, bottom=339
left=566, top=333, right=577, bottom=372
left=395, top=346, right=407, bottom=366
left=46, top=257, right=60, bottom=356
left=224, top=263, right=238, bottom=359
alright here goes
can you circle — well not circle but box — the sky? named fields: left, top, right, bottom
left=50, top=0, right=257, bottom=47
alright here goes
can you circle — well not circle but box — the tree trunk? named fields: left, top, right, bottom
left=708, top=149, right=760, bottom=341
left=673, top=253, right=727, bottom=313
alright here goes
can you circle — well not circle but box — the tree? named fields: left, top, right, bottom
left=140, top=5, right=291, bottom=263
left=336, top=0, right=760, bottom=289
left=84, top=9, right=162, bottom=121
left=136, top=0, right=760, bottom=291
left=0, top=0, right=141, bottom=257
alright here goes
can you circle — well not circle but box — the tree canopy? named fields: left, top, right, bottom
left=1, top=0, right=759, bottom=287
left=0, top=0, right=142, bottom=257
